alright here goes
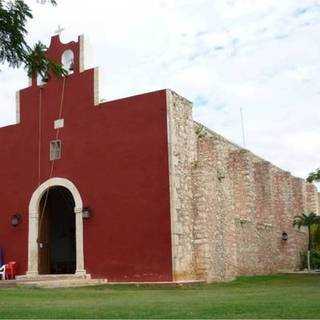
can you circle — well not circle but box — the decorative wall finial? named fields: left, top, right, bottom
left=54, top=25, right=65, bottom=36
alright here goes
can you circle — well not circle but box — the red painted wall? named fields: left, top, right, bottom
left=0, top=36, right=173, bottom=282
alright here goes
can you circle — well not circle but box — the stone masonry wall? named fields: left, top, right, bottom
left=192, top=132, right=238, bottom=281
left=166, top=90, right=197, bottom=281
left=167, top=90, right=313, bottom=282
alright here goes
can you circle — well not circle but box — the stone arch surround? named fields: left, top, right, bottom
left=26, top=177, right=87, bottom=277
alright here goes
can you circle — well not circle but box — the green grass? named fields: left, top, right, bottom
left=0, top=274, right=320, bottom=319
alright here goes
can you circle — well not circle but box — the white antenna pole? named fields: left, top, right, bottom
left=240, top=108, right=246, bottom=148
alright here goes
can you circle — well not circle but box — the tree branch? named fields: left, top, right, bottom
left=0, top=0, right=66, bottom=78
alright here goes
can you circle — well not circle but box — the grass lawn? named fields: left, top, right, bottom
left=0, top=274, right=319, bottom=319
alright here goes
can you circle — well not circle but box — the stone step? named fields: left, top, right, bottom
left=0, top=274, right=107, bottom=288
left=0, top=278, right=205, bottom=289
left=18, top=278, right=107, bottom=288
left=16, top=274, right=90, bottom=281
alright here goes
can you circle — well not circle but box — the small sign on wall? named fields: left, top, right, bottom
left=54, top=119, right=64, bottom=129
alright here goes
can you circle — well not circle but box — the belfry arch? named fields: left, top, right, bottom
left=26, top=178, right=86, bottom=277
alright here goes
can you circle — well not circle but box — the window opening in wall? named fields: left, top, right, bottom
left=61, top=50, right=75, bottom=75
left=50, top=140, right=62, bottom=161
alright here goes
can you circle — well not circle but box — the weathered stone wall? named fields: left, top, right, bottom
left=228, top=150, right=258, bottom=275
left=167, top=90, right=313, bottom=282
left=192, top=132, right=238, bottom=281
left=166, top=90, right=197, bottom=281
left=290, top=178, right=309, bottom=269
left=253, top=161, right=279, bottom=273
left=306, top=183, right=319, bottom=213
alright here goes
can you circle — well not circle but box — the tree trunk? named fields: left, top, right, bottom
left=308, top=226, right=311, bottom=271
left=307, top=250, right=311, bottom=272
left=308, top=226, right=312, bottom=251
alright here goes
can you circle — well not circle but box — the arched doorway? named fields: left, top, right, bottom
left=27, top=178, right=87, bottom=278
left=38, top=187, right=76, bottom=274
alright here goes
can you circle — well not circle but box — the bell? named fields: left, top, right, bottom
left=69, top=61, right=75, bottom=72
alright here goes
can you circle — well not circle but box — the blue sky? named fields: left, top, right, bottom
left=1, top=0, right=320, bottom=179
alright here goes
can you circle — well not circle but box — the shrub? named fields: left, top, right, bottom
left=301, top=250, right=320, bottom=270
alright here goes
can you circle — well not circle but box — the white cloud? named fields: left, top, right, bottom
left=1, top=0, right=320, bottom=179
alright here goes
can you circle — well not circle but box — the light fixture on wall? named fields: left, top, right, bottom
left=82, top=207, right=91, bottom=219
left=282, top=232, right=288, bottom=241
left=217, top=169, right=226, bottom=182
left=11, top=214, right=22, bottom=227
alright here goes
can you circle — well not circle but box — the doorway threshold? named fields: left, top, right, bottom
left=16, top=273, right=91, bottom=281
left=6, top=275, right=106, bottom=289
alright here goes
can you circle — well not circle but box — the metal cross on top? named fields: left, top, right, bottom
left=55, top=25, right=65, bottom=36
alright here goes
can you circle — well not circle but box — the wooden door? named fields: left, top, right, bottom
left=38, top=197, right=51, bottom=274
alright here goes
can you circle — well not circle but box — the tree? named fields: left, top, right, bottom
left=0, top=0, right=66, bottom=79
left=312, top=223, right=320, bottom=251
left=293, top=212, right=320, bottom=271
left=307, top=169, right=320, bottom=183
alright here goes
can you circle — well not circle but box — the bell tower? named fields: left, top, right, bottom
left=30, top=35, right=85, bottom=87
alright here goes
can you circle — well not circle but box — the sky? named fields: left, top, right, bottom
left=1, top=0, right=320, bottom=179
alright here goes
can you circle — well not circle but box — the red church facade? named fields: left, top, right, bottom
left=0, top=35, right=314, bottom=283
left=0, top=35, right=173, bottom=281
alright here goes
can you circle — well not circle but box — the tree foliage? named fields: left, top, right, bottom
left=0, top=0, right=66, bottom=78
left=293, top=212, right=320, bottom=251
left=307, top=168, right=320, bottom=183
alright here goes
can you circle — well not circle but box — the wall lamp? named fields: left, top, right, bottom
left=11, top=214, right=22, bottom=227
left=217, top=169, right=226, bottom=182
left=82, top=207, right=91, bottom=219
left=282, top=232, right=288, bottom=241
